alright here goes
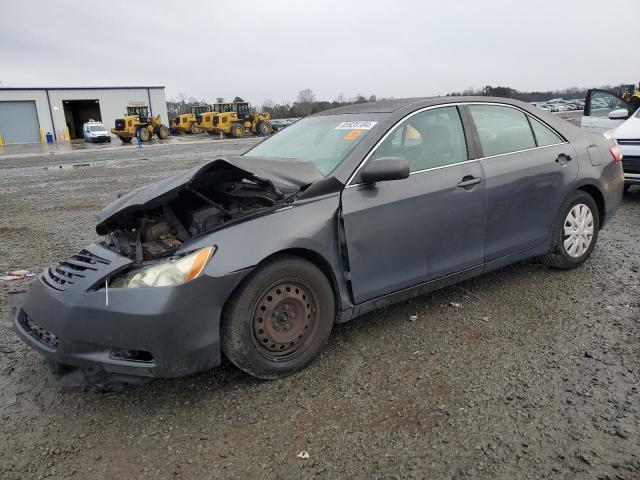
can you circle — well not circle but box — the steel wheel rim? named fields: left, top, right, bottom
left=252, top=280, right=317, bottom=361
left=563, top=203, right=594, bottom=258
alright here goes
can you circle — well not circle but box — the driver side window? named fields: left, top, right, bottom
left=371, top=106, right=468, bottom=172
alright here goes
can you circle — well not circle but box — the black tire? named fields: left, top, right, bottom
left=157, top=125, right=170, bottom=140
left=120, top=137, right=132, bottom=144
left=138, top=127, right=151, bottom=142
left=623, top=184, right=631, bottom=194
left=256, top=121, right=273, bottom=136
left=230, top=123, right=244, bottom=138
left=207, top=130, right=216, bottom=136
left=541, top=191, right=599, bottom=269
left=221, top=255, right=335, bottom=379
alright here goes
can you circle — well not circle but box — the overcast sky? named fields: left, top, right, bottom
left=1, top=0, right=638, bottom=106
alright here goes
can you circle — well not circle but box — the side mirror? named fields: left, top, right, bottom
left=360, top=157, right=410, bottom=184
left=608, top=108, right=629, bottom=120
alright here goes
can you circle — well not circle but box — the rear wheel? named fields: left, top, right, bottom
left=231, top=123, right=244, bottom=138
left=542, top=191, right=599, bottom=269
left=138, top=127, right=151, bottom=142
left=221, top=255, right=335, bottom=379
left=157, top=125, right=170, bottom=140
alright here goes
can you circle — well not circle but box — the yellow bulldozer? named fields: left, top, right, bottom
left=618, top=83, right=640, bottom=115
left=198, top=100, right=273, bottom=138
left=111, top=105, right=170, bottom=143
left=170, top=105, right=210, bottom=135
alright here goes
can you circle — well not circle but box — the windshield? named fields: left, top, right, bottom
left=89, top=125, right=107, bottom=132
left=244, top=114, right=389, bottom=175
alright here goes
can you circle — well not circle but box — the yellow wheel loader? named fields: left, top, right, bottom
left=170, top=105, right=209, bottom=135
left=112, top=106, right=170, bottom=143
left=198, top=101, right=273, bottom=138
left=619, top=84, right=640, bottom=115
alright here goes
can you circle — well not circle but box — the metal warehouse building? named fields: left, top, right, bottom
left=0, top=86, right=168, bottom=144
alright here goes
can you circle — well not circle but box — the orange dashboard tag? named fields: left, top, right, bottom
left=344, top=130, right=361, bottom=141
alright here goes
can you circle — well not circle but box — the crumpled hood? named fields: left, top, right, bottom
left=95, top=155, right=323, bottom=235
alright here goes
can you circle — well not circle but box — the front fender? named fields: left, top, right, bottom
left=183, top=192, right=352, bottom=312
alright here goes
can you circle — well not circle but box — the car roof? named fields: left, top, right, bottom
left=315, top=96, right=535, bottom=115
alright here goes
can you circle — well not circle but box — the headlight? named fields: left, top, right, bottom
left=110, top=246, right=215, bottom=288
left=602, top=129, right=615, bottom=139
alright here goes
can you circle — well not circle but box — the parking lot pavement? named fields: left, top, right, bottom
left=0, top=141, right=639, bottom=479
left=553, top=110, right=583, bottom=127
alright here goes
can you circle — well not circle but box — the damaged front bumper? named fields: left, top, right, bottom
left=13, top=243, right=248, bottom=379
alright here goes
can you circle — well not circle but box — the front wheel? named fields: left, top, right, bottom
left=256, top=120, right=273, bottom=136
left=542, top=191, right=599, bottom=269
left=157, top=125, right=170, bottom=140
left=138, top=127, right=151, bottom=142
left=221, top=255, right=335, bottom=379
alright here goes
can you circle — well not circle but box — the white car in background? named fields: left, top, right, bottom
left=83, top=121, right=111, bottom=143
left=581, top=89, right=640, bottom=192
left=611, top=111, right=640, bottom=192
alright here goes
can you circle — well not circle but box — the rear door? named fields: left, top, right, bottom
left=341, top=106, right=486, bottom=304
left=467, top=104, right=578, bottom=261
left=581, top=89, right=628, bottom=134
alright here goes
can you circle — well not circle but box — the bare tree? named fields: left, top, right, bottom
left=262, top=99, right=275, bottom=112
left=334, top=92, right=346, bottom=104
left=297, top=88, right=316, bottom=116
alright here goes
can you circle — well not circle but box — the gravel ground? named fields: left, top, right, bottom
left=0, top=138, right=638, bottom=480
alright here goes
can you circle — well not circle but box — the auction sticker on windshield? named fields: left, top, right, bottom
left=335, top=121, right=378, bottom=130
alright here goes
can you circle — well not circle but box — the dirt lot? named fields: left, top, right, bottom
left=1, top=138, right=639, bottom=480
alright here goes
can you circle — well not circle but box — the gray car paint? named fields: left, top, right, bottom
left=14, top=96, right=624, bottom=379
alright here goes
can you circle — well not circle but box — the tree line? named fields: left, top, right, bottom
left=166, top=84, right=625, bottom=119
left=446, top=85, right=619, bottom=102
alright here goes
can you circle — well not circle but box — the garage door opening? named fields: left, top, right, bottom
left=63, top=100, right=102, bottom=139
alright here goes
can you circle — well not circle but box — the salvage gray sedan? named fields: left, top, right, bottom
left=14, top=97, right=624, bottom=386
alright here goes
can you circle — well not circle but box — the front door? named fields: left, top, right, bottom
left=341, top=106, right=486, bottom=304
left=581, top=89, right=628, bottom=134
left=467, top=104, right=579, bottom=261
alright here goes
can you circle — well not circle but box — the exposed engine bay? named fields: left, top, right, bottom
left=101, top=167, right=289, bottom=261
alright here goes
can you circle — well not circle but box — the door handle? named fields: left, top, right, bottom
left=556, top=153, right=573, bottom=164
left=457, top=176, right=483, bottom=188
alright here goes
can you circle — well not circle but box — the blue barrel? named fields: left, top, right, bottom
left=46, top=132, right=54, bottom=143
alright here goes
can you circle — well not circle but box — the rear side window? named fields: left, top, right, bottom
left=468, top=105, right=536, bottom=157
left=371, top=106, right=467, bottom=172
left=529, top=116, right=562, bottom=146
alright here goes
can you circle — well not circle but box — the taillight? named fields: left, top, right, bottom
left=609, top=144, right=623, bottom=162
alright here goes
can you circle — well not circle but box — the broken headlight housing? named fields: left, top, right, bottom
left=109, top=246, right=215, bottom=288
